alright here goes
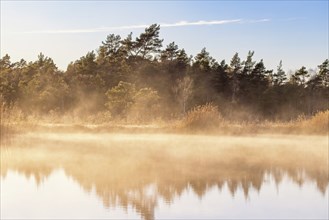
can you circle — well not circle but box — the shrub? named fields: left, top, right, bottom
left=180, top=103, right=221, bottom=130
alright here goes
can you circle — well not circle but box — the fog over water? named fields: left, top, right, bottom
left=1, top=133, right=328, bottom=219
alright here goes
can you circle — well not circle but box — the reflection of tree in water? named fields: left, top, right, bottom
left=1, top=134, right=328, bottom=220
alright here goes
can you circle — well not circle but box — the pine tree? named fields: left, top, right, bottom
left=273, top=60, right=287, bottom=86
left=294, top=66, right=309, bottom=86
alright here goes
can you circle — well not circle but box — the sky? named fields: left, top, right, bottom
left=1, top=1, right=328, bottom=72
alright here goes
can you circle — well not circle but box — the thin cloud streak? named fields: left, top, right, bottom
left=240, top=18, right=270, bottom=23
left=20, top=19, right=269, bottom=34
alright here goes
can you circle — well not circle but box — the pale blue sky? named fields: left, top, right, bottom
left=1, top=1, right=328, bottom=71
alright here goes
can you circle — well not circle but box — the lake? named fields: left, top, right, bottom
left=1, top=133, right=328, bottom=219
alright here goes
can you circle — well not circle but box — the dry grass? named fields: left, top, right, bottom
left=299, top=110, right=329, bottom=134
left=1, top=103, right=328, bottom=135
left=178, top=103, right=222, bottom=131
left=173, top=109, right=328, bottom=135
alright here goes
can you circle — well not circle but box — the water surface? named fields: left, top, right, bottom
left=1, top=133, right=328, bottom=219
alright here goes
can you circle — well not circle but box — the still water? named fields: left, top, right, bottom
left=1, top=133, right=328, bottom=219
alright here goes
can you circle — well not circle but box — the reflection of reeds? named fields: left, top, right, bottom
left=1, top=134, right=328, bottom=220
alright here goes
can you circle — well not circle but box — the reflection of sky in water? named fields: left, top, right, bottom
left=1, top=133, right=328, bottom=219
left=1, top=170, right=328, bottom=219
left=156, top=176, right=328, bottom=219
left=1, top=170, right=139, bottom=219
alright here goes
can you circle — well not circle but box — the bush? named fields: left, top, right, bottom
left=180, top=103, right=221, bottom=130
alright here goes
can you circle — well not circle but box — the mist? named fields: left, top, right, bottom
left=1, top=22, right=328, bottom=220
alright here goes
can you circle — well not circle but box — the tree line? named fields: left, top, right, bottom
left=1, top=24, right=328, bottom=122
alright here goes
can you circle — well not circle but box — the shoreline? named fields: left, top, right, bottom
left=1, top=121, right=327, bottom=136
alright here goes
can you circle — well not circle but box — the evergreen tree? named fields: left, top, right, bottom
left=193, top=48, right=217, bottom=72
left=161, top=42, right=179, bottom=62
left=242, top=51, right=255, bottom=75
left=135, top=24, right=163, bottom=59
left=273, top=60, right=287, bottom=86
left=229, top=53, right=242, bottom=103
left=294, top=66, right=309, bottom=86
left=212, top=59, right=230, bottom=98
left=317, top=59, right=329, bottom=88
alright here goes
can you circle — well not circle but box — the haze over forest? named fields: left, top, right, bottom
left=0, top=24, right=328, bottom=123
